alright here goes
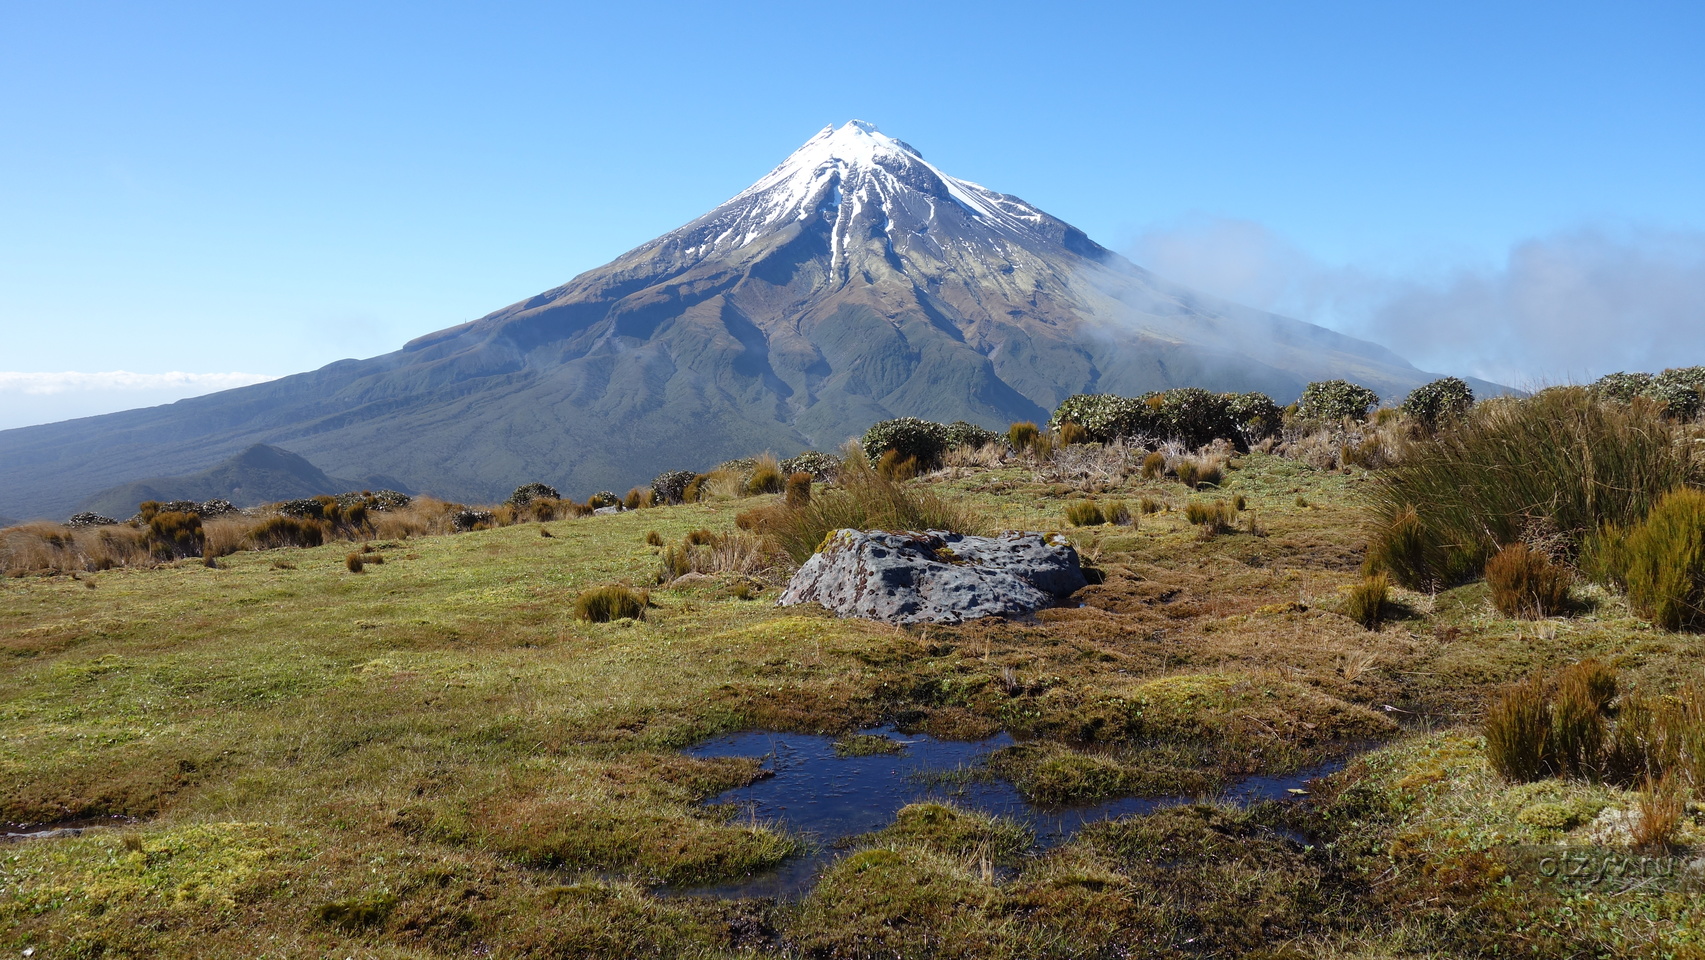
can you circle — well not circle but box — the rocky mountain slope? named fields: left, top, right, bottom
left=0, top=121, right=1475, bottom=520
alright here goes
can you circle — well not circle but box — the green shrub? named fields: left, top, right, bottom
left=861, top=417, right=949, bottom=469
left=1064, top=501, right=1105, bottom=526
left=1591, top=371, right=1655, bottom=403
left=764, top=444, right=988, bottom=564
left=1226, top=392, right=1282, bottom=444
left=507, top=482, right=560, bottom=506
left=250, top=515, right=326, bottom=549
left=1400, top=377, right=1475, bottom=431
left=574, top=585, right=647, bottom=622
left=651, top=470, right=696, bottom=505
left=1366, top=387, right=1700, bottom=590
left=1299, top=379, right=1380, bottom=422
left=944, top=420, right=1000, bottom=450
left=1341, top=573, right=1389, bottom=629
left=780, top=451, right=843, bottom=481
left=1154, top=387, right=1241, bottom=449
left=1485, top=543, right=1572, bottom=619
left=1587, top=486, right=1705, bottom=630
left=587, top=491, right=621, bottom=509
left=746, top=455, right=784, bottom=495
left=1048, top=394, right=1156, bottom=443
left=1648, top=367, right=1705, bottom=420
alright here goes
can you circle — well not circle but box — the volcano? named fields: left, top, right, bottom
left=0, top=121, right=1469, bottom=520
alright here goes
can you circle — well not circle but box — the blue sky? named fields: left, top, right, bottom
left=2, top=1, right=1702, bottom=426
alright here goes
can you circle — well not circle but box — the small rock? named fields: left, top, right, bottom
left=778, top=529, right=1087, bottom=624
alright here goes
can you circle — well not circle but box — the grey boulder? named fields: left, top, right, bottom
left=778, top=529, right=1087, bottom=624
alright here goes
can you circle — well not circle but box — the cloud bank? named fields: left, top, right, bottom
left=1131, top=220, right=1705, bottom=387
left=0, top=371, right=278, bottom=430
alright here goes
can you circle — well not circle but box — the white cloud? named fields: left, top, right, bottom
left=1130, top=218, right=1705, bottom=385
left=0, top=371, right=280, bottom=431
left=0, top=370, right=279, bottom=395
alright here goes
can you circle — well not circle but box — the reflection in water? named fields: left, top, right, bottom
left=670, top=727, right=1342, bottom=899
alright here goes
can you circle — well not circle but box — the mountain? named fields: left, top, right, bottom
left=77, top=444, right=414, bottom=520
left=0, top=121, right=1483, bottom=521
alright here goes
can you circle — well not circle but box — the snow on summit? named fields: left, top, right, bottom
left=666, top=120, right=1057, bottom=267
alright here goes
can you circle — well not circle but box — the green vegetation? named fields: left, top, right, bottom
left=1587, top=486, right=1705, bottom=630
left=1298, top=378, right=1380, bottom=422
left=1366, top=386, right=1701, bottom=589
left=6, top=393, right=1705, bottom=958
left=1485, top=541, right=1573, bottom=619
left=1400, top=375, right=1475, bottom=431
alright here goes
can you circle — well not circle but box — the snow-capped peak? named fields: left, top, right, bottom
left=656, top=121, right=1064, bottom=275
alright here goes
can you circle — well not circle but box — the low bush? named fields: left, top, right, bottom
left=1049, top=394, right=1155, bottom=442
left=1485, top=543, right=1572, bottom=619
left=1586, top=486, right=1705, bottom=631
left=1064, top=501, right=1105, bottom=526
left=1226, top=392, right=1283, bottom=443
left=1299, top=379, right=1380, bottom=422
left=862, top=417, right=949, bottom=469
left=507, top=482, right=559, bottom=507
left=780, top=451, right=842, bottom=481
left=651, top=470, right=696, bottom=505
left=587, top=491, right=621, bottom=509
left=1341, top=573, right=1390, bottom=629
left=1401, top=377, right=1475, bottom=431
left=574, top=585, right=647, bottom=622
left=945, top=420, right=1001, bottom=451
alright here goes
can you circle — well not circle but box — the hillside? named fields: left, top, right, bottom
left=0, top=122, right=1495, bottom=521
left=78, top=444, right=412, bottom=520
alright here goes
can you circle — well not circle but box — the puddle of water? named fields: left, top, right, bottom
left=669, top=727, right=1343, bottom=899
left=2, top=815, right=133, bottom=842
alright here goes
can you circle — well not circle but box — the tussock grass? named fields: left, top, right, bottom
left=1341, top=573, right=1390, bottom=630
left=1367, top=387, right=1701, bottom=590
left=1485, top=543, right=1572, bottom=619
left=1064, top=500, right=1105, bottom=526
left=574, top=585, right=647, bottom=622
left=762, top=445, right=988, bottom=564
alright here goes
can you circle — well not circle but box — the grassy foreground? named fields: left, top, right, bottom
left=3, top=454, right=1704, bottom=958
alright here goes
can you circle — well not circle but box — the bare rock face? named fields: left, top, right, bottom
left=778, top=529, right=1087, bottom=624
